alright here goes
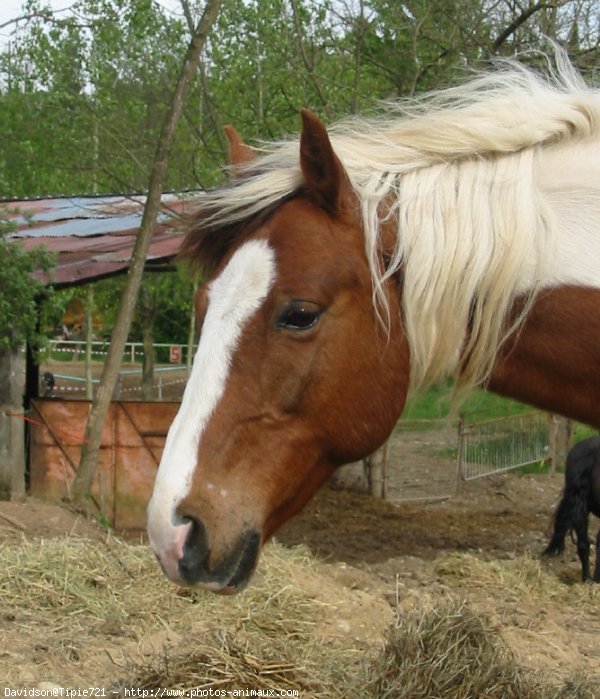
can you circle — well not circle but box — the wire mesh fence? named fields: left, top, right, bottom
left=458, top=412, right=549, bottom=481
left=382, top=412, right=550, bottom=502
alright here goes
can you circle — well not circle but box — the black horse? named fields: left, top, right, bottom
left=543, top=436, right=600, bottom=581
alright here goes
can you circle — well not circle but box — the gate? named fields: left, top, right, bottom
left=382, top=411, right=552, bottom=501
left=28, top=399, right=178, bottom=529
left=458, top=411, right=549, bottom=481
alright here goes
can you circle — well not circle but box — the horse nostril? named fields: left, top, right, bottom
left=178, top=515, right=210, bottom=584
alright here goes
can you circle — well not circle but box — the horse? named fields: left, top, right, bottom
left=147, top=52, right=600, bottom=593
left=544, top=436, right=600, bottom=582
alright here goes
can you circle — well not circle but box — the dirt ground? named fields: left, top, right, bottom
left=276, top=472, right=600, bottom=687
left=2, top=470, right=600, bottom=689
left=278, top=471, right=558, bottom=567
left=0, top=470, right=560, bottom=560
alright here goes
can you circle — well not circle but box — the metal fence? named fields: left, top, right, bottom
left=41, top=340, right=193, bottom=401
left=47, top=339, right=194, bottom=365
left=457, top=412, right=549, bottom=481
left=382, top=411, right=551, bottom=502
left=48, top=365, right=188, bottom=400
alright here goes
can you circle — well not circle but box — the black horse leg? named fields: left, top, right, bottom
left=575, top=514, right=591, bottom=581
left=543, top=514, right=567, bottom=557
left=593, top=528, right=600, bottom=582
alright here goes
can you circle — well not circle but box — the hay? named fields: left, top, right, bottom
left=362, top=598, right=599, bottom=699
left=0, top=536, right=360, bottom=692
left=111, top=628, right=327, bottom=695
left=0, top=534, right=186, bottom=635
left=1, top=536, right=599, bottom=696
left=434, top=551, right=600, bottom=607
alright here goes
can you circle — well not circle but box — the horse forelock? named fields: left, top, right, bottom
left=179, top=190, right=300, bottom=276
left=183, top=51, right=600, bottom=395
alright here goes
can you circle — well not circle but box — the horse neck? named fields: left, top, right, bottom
left=488, top=284, right=600, bottom=427
left=487, top=137, right=600, bottom=427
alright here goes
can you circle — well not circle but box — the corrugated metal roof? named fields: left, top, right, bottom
left=4, top=193, right=200, bottom=288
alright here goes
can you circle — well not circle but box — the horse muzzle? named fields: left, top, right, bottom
left=177, top=518, right=261, bottom=593
left=148, top=509, right=261, bottom=594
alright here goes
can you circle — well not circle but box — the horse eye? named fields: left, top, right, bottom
left=277, top=302, right=321, bottom=331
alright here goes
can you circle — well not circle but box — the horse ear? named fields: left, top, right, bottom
left=223, top=125, right=256, bottom=167
left=300, top=109, right=348, bottom=214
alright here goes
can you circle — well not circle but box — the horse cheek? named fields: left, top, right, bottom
left=266, top=356, right=313, bottom=415
left=321, top=320, right=409, bottom=462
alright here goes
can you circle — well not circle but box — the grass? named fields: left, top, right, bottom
left=402, top=381, right=532, bottom=422
left=401, top=382, right=598, bottom=474
left=572, top=422, right=598, bottom=442
left=514, top=460, right=550, bottom=475
left=403, top=381, right=600, bottom=435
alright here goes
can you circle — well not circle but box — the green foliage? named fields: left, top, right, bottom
left=0, top=206, right=55, bottom=351
left=134, top=270, right=195, bottom=345
left=0, top=0, right=597, bottom=346
left=0, top=0, right=190, bottom=197
left=54, top=269, right=195, bottom=345
left=1, top=0, right=598, bottom=200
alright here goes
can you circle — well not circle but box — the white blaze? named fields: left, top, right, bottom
left=147, top=239, right=276, bottom=577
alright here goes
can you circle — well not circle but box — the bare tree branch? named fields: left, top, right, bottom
left=0, top=4, right=73, bottom=30
left=72, top=0, right=224, bottom=505
left=289, top=0, right=332, bottom=117
left=492, top=1, right=563, bottom=52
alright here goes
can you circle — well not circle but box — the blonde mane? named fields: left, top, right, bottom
left=195, top=53, right=600, bottom=395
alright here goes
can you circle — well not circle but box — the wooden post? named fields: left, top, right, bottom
left=140, top=286, right=155, bottom=401
left=365, top=442, right=389, bottom=499
left=0, top=347, right=26, bottom=499
left=455, top=414, right=465, bottom=495
left=548, top=415, right=571, bottom=473
left=85, top=285, right=94, bottom=400
left=330, top=442, right=390, bottom=498
left=186, top=278, right=198, bottom=377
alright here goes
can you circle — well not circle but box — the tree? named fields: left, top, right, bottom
left=0, top=207, right=55, bottom=352
left=0, top=0, right=193, bottom=197
left=3, top=0, right=597, bottom=203
left=0, top=206, right=56, bottom=499
left=71, top=0, right=224, bottom=505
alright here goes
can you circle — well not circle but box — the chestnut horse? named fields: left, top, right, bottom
left=148, top=54, right=600, bottom=593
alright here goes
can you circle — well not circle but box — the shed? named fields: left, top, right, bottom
left=5, top=192, right=197, bottom=287
left=0, top=192, right=200, bottom=501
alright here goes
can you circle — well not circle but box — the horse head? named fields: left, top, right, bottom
left=148, top=53, right=600, bottom=591
left=147, top=111, right=410, bottom=592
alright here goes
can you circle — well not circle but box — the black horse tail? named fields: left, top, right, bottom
left=543, top=456, right=592, bottom=557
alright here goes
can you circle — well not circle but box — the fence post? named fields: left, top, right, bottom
left=85, top=286, right=94, bottom=400
left=455, top=414, right=465, bottom=495
left=365, top=441, right=389, bottom=499
left=0, top=348, right=26, bottom=499
left=113, top=374, right=122, bottom=400
left=548, top=415, right=571, bottom=473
